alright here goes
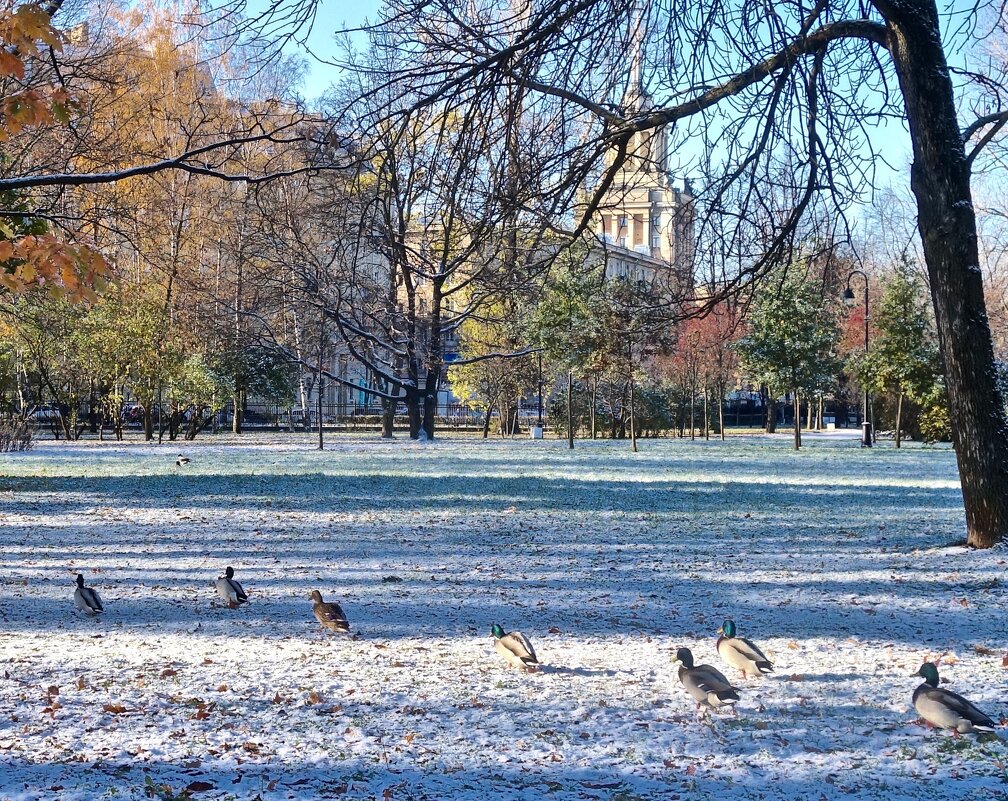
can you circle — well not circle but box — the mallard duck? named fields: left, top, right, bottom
left=215, top=566, right=248, bottom=608
left=310, top=590, right=350, bottom=633
left=673, top=647, right=740, bottom=711
left=912, top=662, right=996, bottom=735
left=717, top=619, right=773, bottom=679
left=491, top=623, right=538, bottom=671
left=176, top=454, right=190, bottom=467
left=73, top=573, right=104, bottom=616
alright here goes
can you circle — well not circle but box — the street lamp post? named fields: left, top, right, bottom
left=843, top=270, right=872, bottom=448
left=537, top=351, right=543, bottom=428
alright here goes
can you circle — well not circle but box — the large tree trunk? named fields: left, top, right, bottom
left=590, top=374, right=597, bottom=439
left=880, top=1, right=1008, bottom=547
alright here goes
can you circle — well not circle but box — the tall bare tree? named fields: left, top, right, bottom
left=329, top=0, right=1008, bottom=547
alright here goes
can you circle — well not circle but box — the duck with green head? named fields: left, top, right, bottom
left=673, top=646, right=740, bottom=712
left=215, top=566, right=248, bottom=609
left=717, top=619, right=773, bottom=679
left=912, top=662, right=996, bottom=736
left=491, top=623, right=538, bottom=671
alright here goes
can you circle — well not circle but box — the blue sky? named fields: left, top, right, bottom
left=283, top=3, right=995, bottom=196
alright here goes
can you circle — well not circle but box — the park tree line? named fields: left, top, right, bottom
left=2, top=0, right=1008, bottom=546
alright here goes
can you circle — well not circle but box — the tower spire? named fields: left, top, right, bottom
left=624, top=3, right=649, bottom=113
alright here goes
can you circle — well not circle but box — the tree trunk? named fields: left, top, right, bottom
left=629, top=366, right=637, bottom=453
left=719, top=387, right=725, bottom=441
left=689, top=388, right=695, bottom=440
left=703, top=390, right=709, bottom=440
left=879, top=1, right=1008, bottom=546
left=567, top=369, right=574, bottom=449
left=793, top=392, right=801, bottom=451
left=232, top=391, right=242, bottom=435
left=895, top=389, right=903, bottom=449
left=590, top=374, right=597, bottom=440
left=406, top=391, right=421, bottom=439
left=765, top=396, right=778, bottom=434
left=381, top=397, right=395, bottom=439
left=806, top=397, right=813, bottom=431
left=482, top=401, right=495, bottom=439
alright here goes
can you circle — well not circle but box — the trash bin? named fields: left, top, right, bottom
left=530, top=426, right=544, bottom=440
left=861, top=421, right=873, bottom=448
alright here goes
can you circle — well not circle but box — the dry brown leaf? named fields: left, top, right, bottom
left=185, top=780, right=215, bottom=793
left=305, top=690, right=324, bottom=705
left=103, top=703, right=127, bottom=714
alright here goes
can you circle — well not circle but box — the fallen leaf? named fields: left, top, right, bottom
left=306, top=690, right=324, bottom=705
left=185, top=781, right=215, bottom=793
left=103, top=703, right=127, bottom=715
left=686, top=764, right=697, bottom=776
left=788, top=674, right=806, bottom=682
left=160, top=669, right=178, bottom=679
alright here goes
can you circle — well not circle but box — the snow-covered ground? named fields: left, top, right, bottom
left=2, top=434, right=1007, bottom=800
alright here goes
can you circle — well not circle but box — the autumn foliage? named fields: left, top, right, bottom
left=0, top=2, right=108, bottom=302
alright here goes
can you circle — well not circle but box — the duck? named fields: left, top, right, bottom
left=73, top=573, right=104, bottom=616
left=673, top=646, right=740, bottom=712
left=912, top=662, right=996, bottom=736
left=717, top=619, right=774, bottom=679
left=310, top=590, right=350, bottom=633
left=215, top=566, right=248, bottom=608
left=491, top=623, right=539, bottom=671
left=176, top=454, right=190, bottom=466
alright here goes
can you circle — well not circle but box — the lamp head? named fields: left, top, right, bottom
left=843, top=286, right=856, bottom=307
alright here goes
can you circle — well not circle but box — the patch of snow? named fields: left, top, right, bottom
left=0, top=434, right=1004, bottom=799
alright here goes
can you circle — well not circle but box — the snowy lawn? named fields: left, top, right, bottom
left=1, top=433, right=1007, bottom=800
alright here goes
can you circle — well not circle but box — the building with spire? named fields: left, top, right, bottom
left=594, top=26, right=695, bottom=287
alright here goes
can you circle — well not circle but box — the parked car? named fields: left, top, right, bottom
left=28, top=404, right=62, bottom=424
